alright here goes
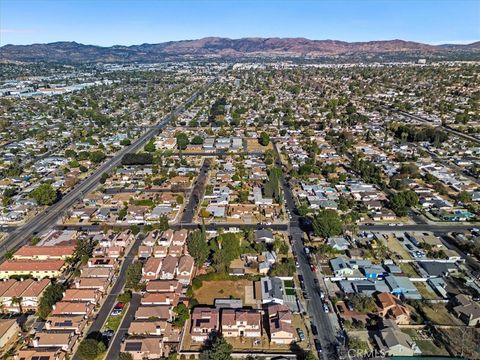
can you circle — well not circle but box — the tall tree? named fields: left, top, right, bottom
left=187, top=230, right=209, bottom=265
left=200, top=333, right=233, bottom=360
left=312, top=209, right=343, bottom=238
left=31, top=184, right=58, bottom=206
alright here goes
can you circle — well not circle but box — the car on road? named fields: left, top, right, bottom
left=323, top=303, right=329, bottom=313
left=296, top=328, right=305, bottom=341
left=310, top=322, right=318, bottom=336
left=111, top=308, right=122, bottom=316
left=314, top=339, right=322, bottom=352
left=102, top=330, right=114, bottom=340
left=310, top=264, right=317, bottom=272
left=114, top=302, right=125, bottom=309
left=319, top=290, right=325, bottom=300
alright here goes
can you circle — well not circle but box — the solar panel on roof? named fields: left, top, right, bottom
left=125, top=342, right=142, bottom=351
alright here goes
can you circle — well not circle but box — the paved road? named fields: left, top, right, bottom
left=392, top=108, right=480, bottom=145
left=0, top=80, right=214, bottom=259
left=105, top=293, right=141, bottom=359
left=358, top=223, right=476, bottom=232
left=272, top=143, right=339, bottom=359
left=55, top=222, right=289, bottom=232
left=72, top=234, right=143, bottom=360
left=180, top=158, right=211, bottom=223
left=103, top=187, right=189, bottom=194
left=172, top=151, right=265, bottom=156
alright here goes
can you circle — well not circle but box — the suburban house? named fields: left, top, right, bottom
left=62, top=289, right=102, bottom=304
left=327, top=236, right=350, bottom=251
left=452, top=294, right=480, bottom=326
left=15, top=348, right=66, bottom=360
left=255, top=229, right=274, bottom=243
left=146, top=280, right=182, bottom=293
left=176, top=255, right=195, bottom=285
left=375, top=292, right=411, bottom=325
left=135, top=305, right=173, bottom=321
left=121, top=337, right=165, bottom=360
left=267, top=303, right=294, bottom=345
left=374, top=320, right=420, bottom=356
left=142, top=258, right=163, bottom=281
left=32, top=331, right=78, bottom=352
left=141, top=292, right=180, bottom=307
left=50, top=301, right=95, bottom=317
left=221, top=309, right=262, bottom=338
left=44, top=315, right=87, bottom=334
left=190, top=307, right=219, bottom=342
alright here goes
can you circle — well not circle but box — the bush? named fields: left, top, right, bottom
left=77, top=338, right=106, bottom=360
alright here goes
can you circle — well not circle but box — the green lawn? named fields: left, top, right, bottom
left=285, top=288, right=296, bottom=295
left=104, top=306, right=127, bottom=331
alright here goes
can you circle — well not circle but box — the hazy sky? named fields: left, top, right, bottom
left=1, top=0, right=479, bottom=46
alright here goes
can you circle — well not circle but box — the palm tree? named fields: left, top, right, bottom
left=11, top=296, right=23, bottom=313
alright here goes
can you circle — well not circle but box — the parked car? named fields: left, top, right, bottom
left=296, top=328, right=305, bottom=341
left=111, top=308, right=122, bottom=316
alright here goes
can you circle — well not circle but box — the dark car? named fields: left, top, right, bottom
left=310, top=322, right=318, bottom=336
left=314, top=339, right=322, bottom=352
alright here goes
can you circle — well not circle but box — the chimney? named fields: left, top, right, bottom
left=45, top=321, right=51, bottom=330
left=32, top=337, right=39, bottom=347
left=156, top=325, right=161, bottom=336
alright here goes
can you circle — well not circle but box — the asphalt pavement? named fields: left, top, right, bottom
left=72, top=234, right=143, bottom=360
left=0, top=80, right=214, bottom=259
left=180, top=158, right=211, bottom=223
left=104, top=293, right=141, bottom=360
left=272, top=142, right=339, bottom=359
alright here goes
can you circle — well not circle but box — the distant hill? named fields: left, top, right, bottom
left=0, top=37, right=479, bottom=63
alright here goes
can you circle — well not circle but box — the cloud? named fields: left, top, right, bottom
left=0, top=28, right=35, bottom=34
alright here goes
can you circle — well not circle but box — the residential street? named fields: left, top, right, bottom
left=104, top=293, right=141, bottom=359
left=273, top=142, right=340, bottom=359
left=72, top=234, right=143, bottom=360
left=180, top=158, right=211, bottom=223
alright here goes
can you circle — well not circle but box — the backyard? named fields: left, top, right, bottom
left=193, top=279, right=251, bottom=305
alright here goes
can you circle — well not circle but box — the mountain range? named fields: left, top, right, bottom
left=1, top=37, right=479, bottom=63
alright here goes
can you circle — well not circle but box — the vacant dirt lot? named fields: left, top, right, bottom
left=194, top=280, right=251, bottom=305
left=246, top=138, right=273, bottom=152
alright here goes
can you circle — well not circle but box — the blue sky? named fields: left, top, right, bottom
left=1, top=0, right=479, bottom=46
